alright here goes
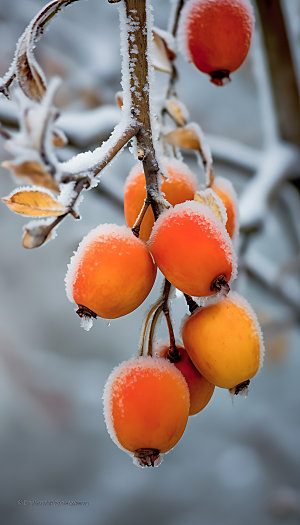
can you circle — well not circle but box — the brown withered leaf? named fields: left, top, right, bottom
left=23, top=221, right=55, bottom=249
left=2, top=189, right=67, bottom=217
left=2, top=161, right=59, bottom=192
left=163, top=127, right=201, bottom=150
left=52, top=128, right=67, bottom=148
left=165, top=99, right=188, bottom=127
left=115, top=91, right=123, bottom=109
left=0, top=0, right=80, bottom=101
left=194, top=189, right=226, bottom=225
left=152, top=29, right=175, bottom=74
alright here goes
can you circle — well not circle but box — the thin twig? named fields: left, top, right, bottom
left=131, top=198, right=151, bottom=238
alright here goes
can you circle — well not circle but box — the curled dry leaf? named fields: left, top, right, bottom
left=194, top=189, right=226, bottom=225
left=2, top=161, right=59, bottom=192
left=163, top=123, right=214, bottom=186
left=152, top=28, right=175, bottom=74
left=163, top=127, right=201, bottom=150
left=2, top=188, right=67, bottom=217
left=52, top=128, right=68, bottom=148
left=165, top=99, right=188, bottom=127
left=115, top=91, right=124, bottom=110
left=22, top=220, right=57, bottom=249
left=0, top=0, right=80, bottom=101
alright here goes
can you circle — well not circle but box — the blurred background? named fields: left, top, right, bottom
left=0, top=0, right=299, bottom=524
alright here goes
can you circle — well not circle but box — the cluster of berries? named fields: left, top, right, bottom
left=65, top=155, right=264, bottom=467
left=65, top=0, right=258, bottom=468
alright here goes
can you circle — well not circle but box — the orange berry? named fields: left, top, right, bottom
left=211, top=177, right=239, bottom=240
left=182, top=292, right=264, bottom=392
left=148, top=201, right=237, bottom=297
left=124, top=158, right=198, bottom=241
left=156, top=343, right=215, bottom=415
left=65, top=224, right=156, bottom=319
left=178, top=0, right=254, bottom=85
left=103, top=357, right=190, bottom=466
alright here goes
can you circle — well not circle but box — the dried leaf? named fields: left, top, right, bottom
left=2, top=161, right=59, bottom=192
left=52, top=128, right=67, bottom=148
left=115, top=91, right=123, bottom=109
left=194, top=189, right=226, bottom=225
left=152, top=29, right=175, bottom=74
left=22, top=221, right=55, bottom=249
left=163, top=127, right=201, bottom=150
left=165, top=99, right=188, bottom=126
left=0, top=0, right=80, bottom=101
left=2, top=189, right=67, bottom=217
left=164, top=123, right=214, bottom=186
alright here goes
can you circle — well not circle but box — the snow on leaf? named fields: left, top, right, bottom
left=2, top=188, right=67, bottom=217
left=152, top=28, right=175, bottom=74
left=22, top=220, right=55, bottom=249
left=194, top=188, right=227, bottom=226
left=2, top=160, right=59, bottom=192
left=52, top=128, right=67, bottom=148
left=165, top=99, right=189, bottom=126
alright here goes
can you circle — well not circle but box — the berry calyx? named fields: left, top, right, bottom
left=65, top=224, right=156, bottom=320
left=178, top=0, right=255, bottom=85
left=103, top=357, right=190, bottom=467
left=124, top=157, right=198, bottom=241
left=148, top=201, right=237, bottom=298
left=182, top=292, right=264, bottom=392
left=156, top=343, right=215, bottom=415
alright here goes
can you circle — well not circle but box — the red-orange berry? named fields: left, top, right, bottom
left=65, top=224, right=156, bottom=320
left=182, top=292, right=264, bottom=392
left=103, top=357, right=190, bottom=467
left=124, top=158, right=198, bottom=241
left=178, top=0, right=255, bottom=85
left=148, top=201, right=237, bottom=297
left=211, top=177, right=239, bottom=240
left=156, top=343, right=215, bottom=415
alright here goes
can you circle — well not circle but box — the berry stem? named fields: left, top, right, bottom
left=138, top=298, right=164, bottom=357
left=184, top=294, right=199, bottom=315
left=131, top=198, right=151, bottom=238
left=147, top=279, right=174, bottom=357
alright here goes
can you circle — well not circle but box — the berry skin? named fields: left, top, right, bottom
left=65, top=224, right=156, bottom=319
left=211, top=177, right=239, bottom=240
left=124, top=158, right=198, bottom=241
left=182, top=292, right=264, bottom=391
left=178, top=0, right=254, bottom=85
left=148, top=201, right=237, bottom=297
left=156, top=344, right=215, bottom=415
left=103, top=357, right=190, bottom=467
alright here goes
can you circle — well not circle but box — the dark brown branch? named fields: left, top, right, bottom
left=124, top=0, right=166, bottom=220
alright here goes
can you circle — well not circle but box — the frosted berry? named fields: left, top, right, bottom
left=211, top=177, right=239, bottom=240
left=178, top=0, right=255, bottom=85
left=124, top=157, right=198, bottom=241
left=65, top=224, right=156, bottom=320
left=103, top=357, right=190, bottom=466
left=148, top=201, right=237, bottom=297
left=157, top=343, right=215, bottom=415
left=182, top=292, right=264, bottom=392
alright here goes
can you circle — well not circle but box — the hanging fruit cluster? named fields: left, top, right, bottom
left=0, top=0, right=263, bottom=468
